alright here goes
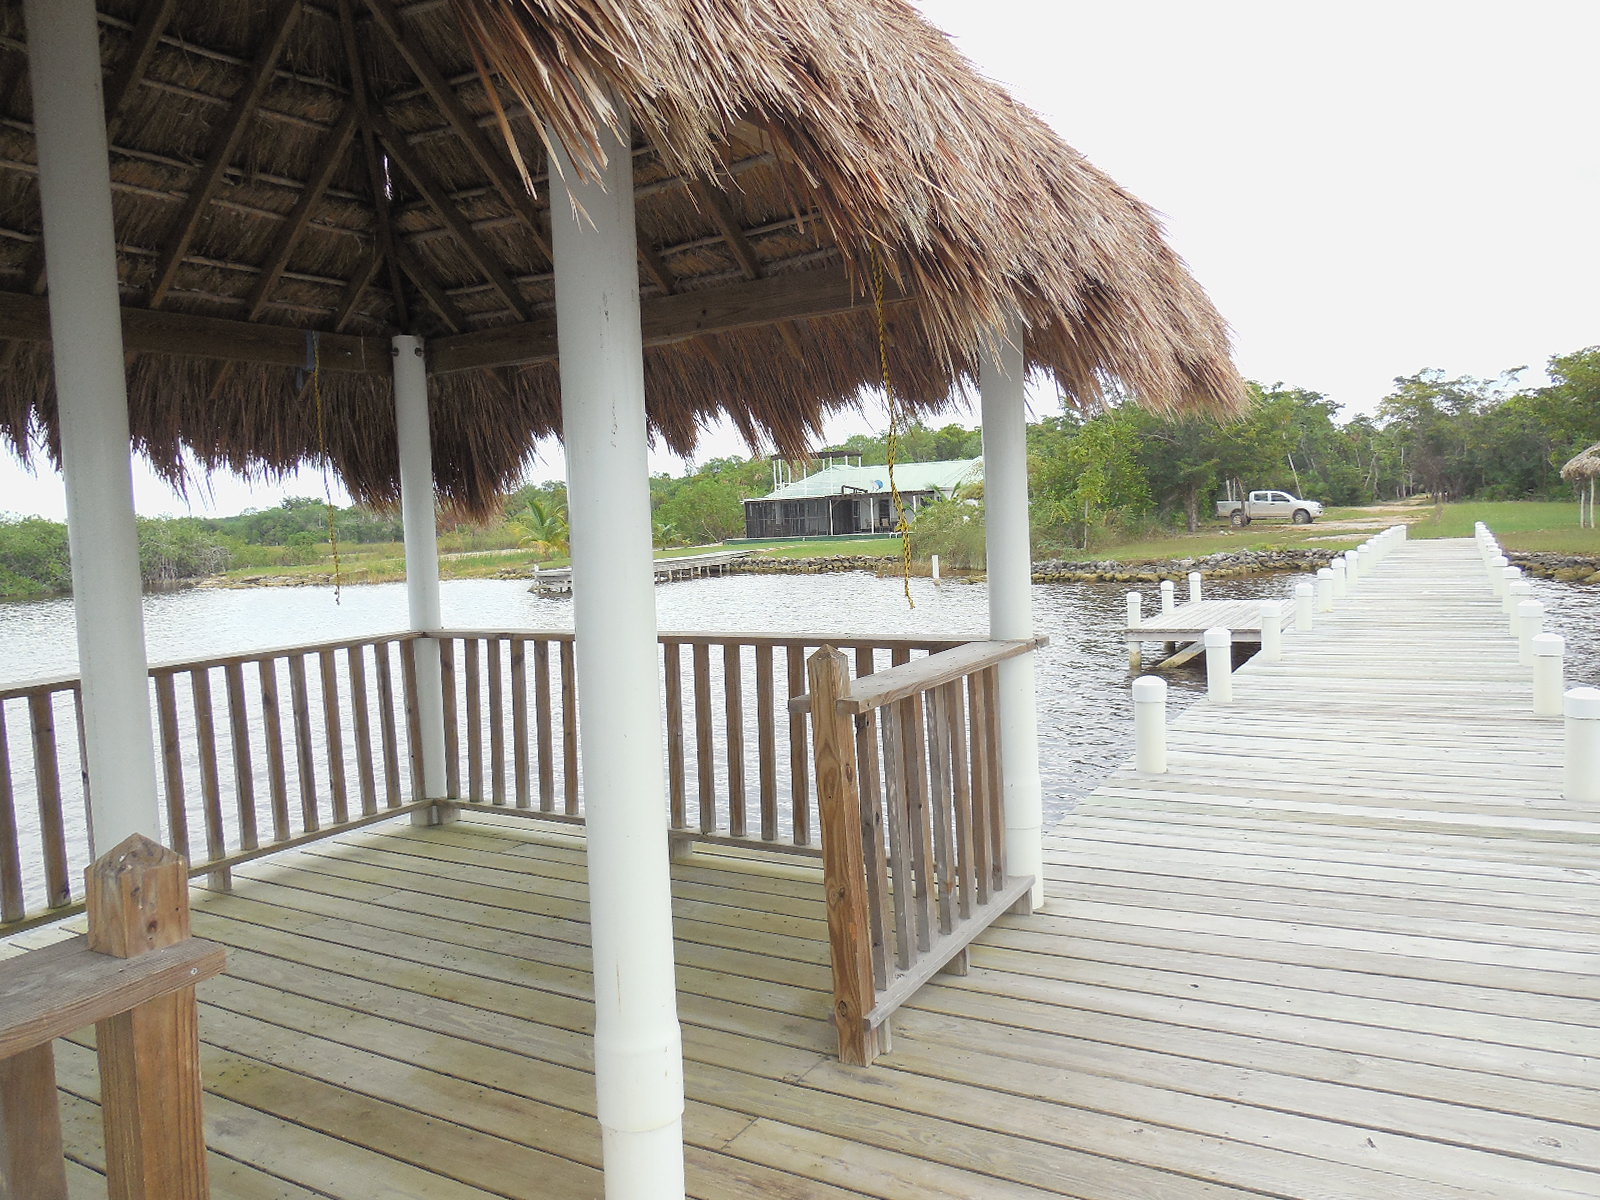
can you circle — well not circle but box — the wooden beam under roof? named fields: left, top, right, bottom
left=0, top=263, right=905, bottom=375
left=103, top=0, right=179, bottom=132
left=688, top=177, right=763, bottom=282
left=147, top=0, right=305, bottom=309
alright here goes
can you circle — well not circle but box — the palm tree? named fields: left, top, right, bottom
left=507, top=499, right=570, bottom=561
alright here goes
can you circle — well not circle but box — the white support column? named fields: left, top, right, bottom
left=552, top=115, right=684, bottom=1196
left=393, top=336, right=448, bottom=802
left=980, top=315, right=1044, bottom=910
left=24, top=0, right=160, bottom=853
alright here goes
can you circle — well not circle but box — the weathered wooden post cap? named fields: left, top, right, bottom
left=85, top=834, right=190, bottom=958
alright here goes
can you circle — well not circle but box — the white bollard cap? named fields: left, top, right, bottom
left=1204, top=627, right=1231, bottom=648
left=1294, top=581, right=1313, bottom=596
left=1564, top=686, right=1600, bottom=720
left=1516, top=599, right=1542, bottom=618
left=1161, top=579, right=1175, bottom=591
left=1532, top=633, right=1565, bottom=657
left=1317, top=567, right=1333, bottom=578
left=1260, top=600, right=1281, bottom=619
left=1489, top=554, right=1508, bottom=568
left=1131, top=675, right=1167, bottom=703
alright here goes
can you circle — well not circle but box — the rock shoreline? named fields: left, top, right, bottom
left=1503, top=552, right=1600, bottom=585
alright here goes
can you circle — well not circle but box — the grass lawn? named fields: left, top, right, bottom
left=1403, top=501, right=1600, bottom=553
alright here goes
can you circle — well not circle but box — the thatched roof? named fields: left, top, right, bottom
left=0, top=0, right=1245, bottom=514
left=1561, top=443, right=1600, bottom=482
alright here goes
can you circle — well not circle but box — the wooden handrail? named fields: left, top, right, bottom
left=0, top=836, right=223, bottom=1199
left=787, top=637, right=1047, bottom=715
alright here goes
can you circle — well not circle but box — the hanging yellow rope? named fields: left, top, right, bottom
left=310, top=332, right=344, bottom=604
left=871, top=250, right=914, bottom=608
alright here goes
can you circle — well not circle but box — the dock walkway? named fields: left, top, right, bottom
left=9, top=537, right=1597, bottom=1198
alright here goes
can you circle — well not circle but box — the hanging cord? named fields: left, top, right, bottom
left=310, top=331, right=344, bottom=604
left=871, top=251, right=914, bottom=608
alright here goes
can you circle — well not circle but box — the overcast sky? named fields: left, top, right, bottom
left=3, top=0, right=1595, bottom=519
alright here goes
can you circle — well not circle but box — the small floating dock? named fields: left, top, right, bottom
left=532, top=549, right=754, bottom=594
left=1122, top=597, right=1284, bottom=645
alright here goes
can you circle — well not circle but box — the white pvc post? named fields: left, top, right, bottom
left=394, top=336, right=448, bottom=803
left=1204, top=628, right=1233, bottom=704
left=1501, top=566, right=1522, bottom=611
left=1294, top=581, right=1313, bottom=631
left=931, top=553, right=941, bottom=585
left=1357, top=544, right=1373, bottom=577
left=551, top=113, right=685, bottom=1197
left=1125, top=591, right=1142, bottom=672
left=24, top=0, right=161, bottom=853
left=1330, top=558, right=1348, bottom=599
left=1259, top=601, right=1283, bottom=663
left=1343, top=549, right=1360, bottom=594
left=980, top=313, right=1044, bottom=910
left=1516, top=600, right=1543, bottom=667
left=1131, top=676, right=1167, bottom=773
left=1505, top=580, right=1531, bottom=633
left=1532, top=634, right=1565, bottom=717
left=1160, top=579, right=1175, bottom=614
left=1562, top=688, right=1600, bottom=804
left=1488, top=554, right=1508, bottom=596
left=1188, top=571, right=1202, bottom=603
left=1315, top=568, right=1334, bottom=612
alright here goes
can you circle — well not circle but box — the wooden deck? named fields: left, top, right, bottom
left=1124, top=596, right=1285, bottom=643
left=8, top=536, right=1600, bottom=1199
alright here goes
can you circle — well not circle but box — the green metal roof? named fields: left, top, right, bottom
left=753, top=458, right=982, bottom=501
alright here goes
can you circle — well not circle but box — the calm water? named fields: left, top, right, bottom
left=6, top=565, right=1596, bottom=823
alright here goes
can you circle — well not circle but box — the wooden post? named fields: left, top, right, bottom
left=0, top=1044, right=68, bottom=1200
left=86, top=834, right=210, bottom=1200
left=807, top=647, right=881, bottom=1066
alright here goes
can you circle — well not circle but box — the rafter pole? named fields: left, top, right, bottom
left=103, top=0, right=179, bottom=131
left=22, top=0, right=161, bottom=851
left=338, top=0, right=412, bottom=331
left=392, top=243, right=467, bottom=334
left=371, top=110, right=534, bottom=323
left=148, top=0, right=304, bottom=308
left=361, top=0, right=553, bottom=264
left=687, top=177, right=762, bottom=281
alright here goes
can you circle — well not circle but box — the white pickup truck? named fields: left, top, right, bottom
left=1216, top=490, right=1324, bottom=525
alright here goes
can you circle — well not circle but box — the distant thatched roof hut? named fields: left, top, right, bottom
left=1561, top=442, right=1599, bottom=528
left=0, top=0, right=1245, bottom=514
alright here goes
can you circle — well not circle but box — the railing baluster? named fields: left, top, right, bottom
left=724, top=643, right=746, bottom=839
left=287, top=655, right=318, bottom=833
left=347, top=645, right=378, bottom=816
left=853, top=646, right=891, bottom=991
left=439, top=638, right=460, bottom=799
left=693, top=642, right=716, bottom=833
left=561, top=638, right=579, bottom=814
left=375, top=642, right=403, bottom=807
left=399, top=638, right=425, bottom=800
left=982, top=665, right=1006, bottom=887
left=787, top=643, right=811, bottom=846
left=154, top=672, right=192, bottom=862
left=258, top=658, right=290, bottom=842
left=28, top=694, right=69, bottom=908
left=534, top=639, right=554, bottom=811
left=945, top=680, right=975, bottom=922
left=925, top=684, right=957, bottom=937
left=879, top=699, right=913, bottom=973
left=0, top=703, right=24, bottom=924
left=224, top=663, right=259, bottom=850
left=318, top=650, right=349, bottom=824
left=189, top=670, right=228, bottom=882
left=965, top=670, right=992, bottom=906
left=487, top=637, right=506, bottom=805
left=902, top=692, right=934, bottom=953
left=465, top=638, right=484, bottom=802
left=756, top=645, right=777, bottom=841
left=664, top=641, right=686, bottom=829
left=511, top=638, right=530, bottom=809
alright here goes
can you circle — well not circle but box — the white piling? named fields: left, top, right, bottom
left=1330, top=558, right=1348, bottom=599
left=1357, top=544, right=1374, bottom=577
left=931, top=553, right=941, bottom=585
left=1562, top=688, right=1600, bottom=804
left=1343, top=549, right=1361, bottom=594
left=1315, top=568, right=1334, bottom=612
left=1516, top=600, right=1543, bottom=667
left=1532, top=634, right=1565, bottom=717
left=1132, top=676, right=1168, bottom=773
left=1501, top=566, right=1522, bottom=610
left=1488, top=554, right=1508, bottom=595
left=1160, top=579, right=1175, bottom=614
left=1505, top=580, right=1531, bottom=632
left=1204, top=627, right=1233, bottom=704
left=1125, top=591, right=1143, bottom=671
left=1188, top=571, right=1202, bottom=603
left=1294, top=582, right=1313, bottom=631
left=1259, top=602, right=1283, bottom=663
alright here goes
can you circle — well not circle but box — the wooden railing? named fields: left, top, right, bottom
left=805, top=638, right=1042, bottom=1064
left=1, top=634, right=431, bottom=933
left=2, top=630, right=959, bottom=934
left=1, top=835, right=224, bottom=1199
